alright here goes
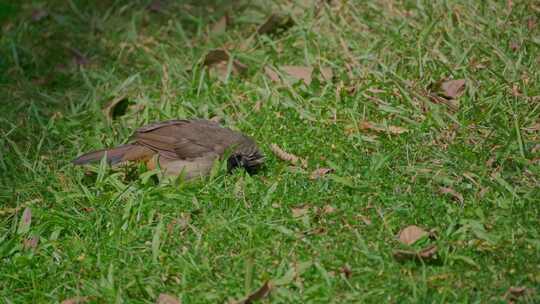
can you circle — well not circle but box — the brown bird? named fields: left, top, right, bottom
left=72, top=119, right=264, bottom=179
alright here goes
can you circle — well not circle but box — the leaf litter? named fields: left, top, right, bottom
left=156, top=293, right=181, bottom=304
left=203, top=49, right=247, bottom=81
left=428, top=78, right=466, bottom=111
left=398, top=225, right=428, bottom=245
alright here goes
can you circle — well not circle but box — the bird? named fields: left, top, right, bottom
left=72, top=119, right=264, bottom=180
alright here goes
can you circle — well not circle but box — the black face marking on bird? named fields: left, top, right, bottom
left=227, top=149, right=264, bottom=174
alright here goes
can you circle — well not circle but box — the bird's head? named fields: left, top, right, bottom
left=227, top=146, right=264, bottom=174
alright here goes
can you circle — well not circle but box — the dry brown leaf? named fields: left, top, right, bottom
left=270, top=143, right=307, bottom=168
left=18, top=207, right=32, bottom=234
left=291, top=205, right=310, bottom=218
left=393, top=245, right=438, bottom=262
left=309, top=168, right=334, bottom=179
left=203, top=49, right=247, bottom=81
left=281, top=65, right=313, bottom=85
left=339, top=265, right=352, bottom=278
left=204, top=49, right=230, bottom=66
left=264, top=66, right=281, bottom=83
left=23, top=235, right=39, bottom=250
left=439, top=186, right=464, bottom=204
left=61, top=297, right=89, bottom=304
left=357, top=215, right=372, bottom=225
left=504, top=286, right=533, bottom=302
left=440, top=79, right=466, bottom=99
left=236, top=281, right=272, bottom=304
left=358, top=121, right=408, bottom=135
left=524, top=122, right=540, bottom=132
left=398, top=225, right=428, bottom=245
left=102, top=95, right=131, bottom=121
left=428, top=79, right=466, bottom=111
left=257, top=14, right=294, bottom=35
left=322, top=205, right=336, bottom=214
left=156, top=293, right=181, bottom=304
left=210, top=14, right=229, bottom=35
left=320, top=67, right=333, bottom=82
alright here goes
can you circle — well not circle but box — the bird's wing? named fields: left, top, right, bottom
left=134, top=119, right=237, bottom=160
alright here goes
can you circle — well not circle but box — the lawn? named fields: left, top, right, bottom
left=1, top=0, right=539, bottom=303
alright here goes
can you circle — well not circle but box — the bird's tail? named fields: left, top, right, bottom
left=72, top=144, right=151, bottom=165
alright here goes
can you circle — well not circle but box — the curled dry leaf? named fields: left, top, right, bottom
left=393, top=245, right=438, bottom=262
left=102, top=95, right=131, bottom=121
left=428, top=78, right=465, bottom=111
left=398, top=225, right=428, bottom=245
left=439, top=186, right=464, bottom=204
left=291, top=205, right=310, bottom=218
left=264, top=66, right=281, bottom=83
left=504, top=286, right=532, bottom=301
left=210, top=13, right=229, bottom=35
left=203, top=49, right=247, bottom=81
left=439, top=79, right=466, bottom=99
left=257, top=13, right=294, bottom=35
left=339, top=265, right=352, bottom=278
left=281, top=65, right=313, bottom=85
left=322, top=204, right=335, bottom=214
left=270, top=143, right=307, bottom=168
left=235, top=281, right=272, bottom=304
left=358, top=121, right=408, bottom=135
left=23, top=235, right=39, bottom=250
left=61, top=297, right=89, bottom=304
left=156, top=293, right=181, bottom=304
left=18, top=207, right=32, bottom=234
left=319, top=67, right=333, bottom=82
left=310, top=167, right=334, bottom=180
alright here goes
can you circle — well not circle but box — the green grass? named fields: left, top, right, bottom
left=1, top=0, right=539, bottom=303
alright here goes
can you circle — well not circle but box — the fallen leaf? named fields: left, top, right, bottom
left=291, top=205, right=310, bottom=218
left=357, top=215, right=372, bottom=225
left=269, top=143, right=308, bottom=168
left=156, top=293, right=181, bottom=304
left=281, top=65, right=313, bottom=85
left=264, top=66, right=281, bottom=83
left=503, top=286, right=534, bottom=302
left=309, top=167, right=334, bottom=179
left=523, top=122, right=540, bottom=132
left=393, top=245, right=438, bottom=262
left=398, top=225, right=428, bottom=245
left=358, top=121, right=408, bottom=134
left=509, top=40, right=520, bottom=52
left=428, top=79, right=465, bottom=111
left=61, top=297, right=89, bottom=304
left=23, top=235, right=39, bottom=250
left=102, top=95, right=131, bottom=121
left=210, top=14, right=229, bottom=35
left=439, top=79, right=466, bottom=99
left=31, top=9, right=48, bottom=22
left=203, top=49, right=230, bottom=66
left=18, top=207, right=32, bottom=234
left=322, top=205, right=335, bottom=214
left=203, top=49, right=247, bottom=81
left=439, top=186, right=464, bottom=204
left=339, top=265, right=352, bottom=278
left=257, top=13, right=294, bottom=35
left=235, top=281, right=272, bottom=304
